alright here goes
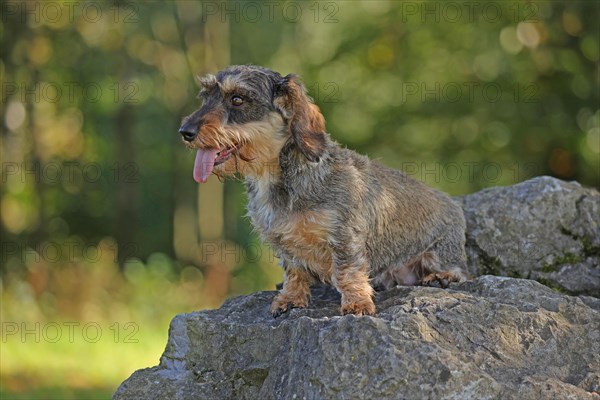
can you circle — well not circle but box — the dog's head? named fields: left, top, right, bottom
left=179, top=65, right=327, bottom=183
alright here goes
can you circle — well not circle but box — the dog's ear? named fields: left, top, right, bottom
left=274, top=74, right=326, bottom=162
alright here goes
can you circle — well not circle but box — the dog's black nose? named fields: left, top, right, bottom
left=179, top=126, right=197, bottom=142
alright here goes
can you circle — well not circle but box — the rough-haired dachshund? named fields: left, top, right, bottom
left=179, top=65, right=468, bottom=317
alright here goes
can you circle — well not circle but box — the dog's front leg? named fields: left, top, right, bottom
left=331, top=242, right=376, bottom=316
left=271, top=262, right=312, bottom=318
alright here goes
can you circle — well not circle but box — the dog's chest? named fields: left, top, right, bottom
left=246, top=180, right=334, bottom=278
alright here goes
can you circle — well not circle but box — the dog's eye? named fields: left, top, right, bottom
left=231, top=95, right=244, bottom=106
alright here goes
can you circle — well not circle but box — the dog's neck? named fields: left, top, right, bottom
left=245, top=138, right=334, bottom=213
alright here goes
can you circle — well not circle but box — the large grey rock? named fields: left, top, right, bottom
left=114, top=276, right=600, bottom=400
left=114, top=177, right=600, bottom=399
left=460, top=176, right=600, bottom=296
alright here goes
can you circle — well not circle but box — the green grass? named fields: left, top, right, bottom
left=0, top=247, right=282, bottom=397
left=1, top=317, right=170, bottom=399
left=0, top=387, right=113, bottom=400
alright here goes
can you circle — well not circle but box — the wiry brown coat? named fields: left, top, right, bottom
left=179, top=65, right=468, bottom=316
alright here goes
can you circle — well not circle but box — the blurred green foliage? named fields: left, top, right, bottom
left=0, top=0, right=598, bottom=397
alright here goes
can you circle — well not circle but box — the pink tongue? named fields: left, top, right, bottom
left=193, top=149, right=218, bottom=183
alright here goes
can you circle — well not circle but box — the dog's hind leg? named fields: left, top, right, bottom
left=375, top=250, right=467, bottom=290
left=419, top=234, right=468, bottom=288
left=417, top=249, right=467, bottom=288
left=420, top=269, right=466, bottom=288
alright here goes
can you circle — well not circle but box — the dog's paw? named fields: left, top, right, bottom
left=270, top=295, right=308, bottom=318
left=271, top=304, right=288, bottom=318
left=340, top=298, right=376, bottom=316
left=420, top=271, right=461, bottom=288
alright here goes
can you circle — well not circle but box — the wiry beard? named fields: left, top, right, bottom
left=210, top=112, right=288, bottom=179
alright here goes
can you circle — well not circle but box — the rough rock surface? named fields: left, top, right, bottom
left=114, top=177, right=600, bottom=399
left=460, top=176, right=600, bottom=296
left=114, top=276, right=600, bottom=400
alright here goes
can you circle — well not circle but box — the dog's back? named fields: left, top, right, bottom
left=284, top=144, right=468, bottom=288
